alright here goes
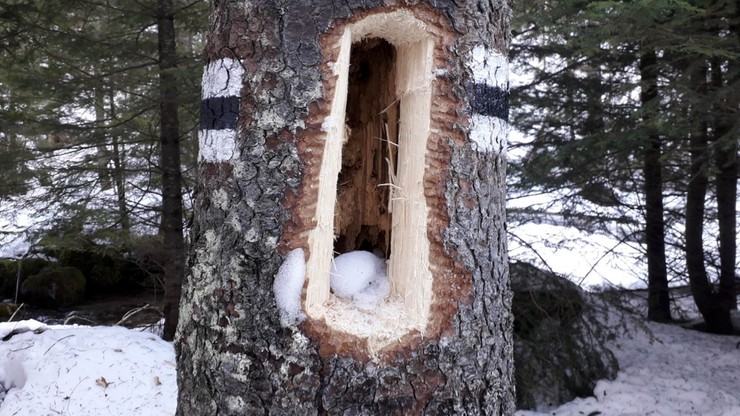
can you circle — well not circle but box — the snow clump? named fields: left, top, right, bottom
left=330, top=251, right=390, bottom=310
left=272, top=248, right=307, bottom=327
left=0, top=359, right=26, bottom=403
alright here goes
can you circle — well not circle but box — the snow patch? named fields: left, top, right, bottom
left=0, top=323, right=176, bottom=415
left=0, top=359, right=26, bottom=394
left=515, top=305, right=740, bottom=416
left=320, top=115, right=334, bottom=132
left=330, top=251, right=390, bottom=310
left=273, top=248, right=307, bottom=327
left=0, top=319, right=47, bottom=339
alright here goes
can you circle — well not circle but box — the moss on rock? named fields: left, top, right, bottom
left=0, top=258, right=51, bottom=299
left=0, top=302, right=20, bottom=320
left=20, top=265, right=86, bottom=308
left=56, top=248, right=125, bottom=293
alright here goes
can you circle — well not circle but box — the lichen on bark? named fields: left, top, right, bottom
left=176, top=1, right=514, bottom=414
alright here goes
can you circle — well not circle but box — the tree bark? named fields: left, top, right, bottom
left=710, top=57, right=737, bottom=313
left=157, top=0, right=185, bottom=341
left=685, top=61, right=733, bottom=335
left=639, top=48, right=671, bottom=323
left=176, top=0, right=514, bottom=414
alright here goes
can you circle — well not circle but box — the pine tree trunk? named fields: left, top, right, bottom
left=109, top=89, right=131, bottom=233
left=685, top=62, right=732, bottom=335
left=157, top=0, right=185, bottom=341
left=640, top=48, right=671, bottom=323
left=176, top=1, right=514, bottom=414
left=710, top=58, right=737, bottom=314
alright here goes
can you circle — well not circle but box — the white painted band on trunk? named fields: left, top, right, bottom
left=469, top=45, right=509, bottom=89
left=201, top=58, right=245, bottom=99
left=470, top=114, right=509, bottom=154
left=198, top=129, right=237, bottom=162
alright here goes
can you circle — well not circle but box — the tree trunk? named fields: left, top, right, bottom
left=176, top=1, right=514, bottom=414
left=109, top=89, right=131, bottom=234
left=710, top=57, right=737, bottom=313
left=157, top=0, right=185, bottom=341
left=640, top=48, right=671, bottom=322
left=685, top=61, right=732, bottom=335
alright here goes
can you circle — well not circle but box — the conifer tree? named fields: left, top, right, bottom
left=510, top=0, right=738, bottom=329
left=0, top=0, right=207, bottom=333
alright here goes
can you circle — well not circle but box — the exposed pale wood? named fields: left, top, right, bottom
left=389, top=38, right=434, bottom=329
left=305, top=30, right=352, bottom=310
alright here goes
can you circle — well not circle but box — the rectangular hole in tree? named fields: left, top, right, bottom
left=305, top=13, right=434, bottom=353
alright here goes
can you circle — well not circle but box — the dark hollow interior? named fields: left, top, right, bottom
left=334, top=38, right=400, bottom=258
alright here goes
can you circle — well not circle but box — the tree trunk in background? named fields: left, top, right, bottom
left=685, top=62, right=733, bottom=335
left=710, top=57, right=737, bottom=314
left=157, top=0, right=185, bottom=341
left=640, top=48, right=671, bottom=323
left=109, top=89, right=131, bottom=234
left=176, top=1, right=514, bottom=414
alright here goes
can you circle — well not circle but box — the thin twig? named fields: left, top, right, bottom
left=7, top=303, right=24, bottom=322
left=44, top=335, right=75, bottom=356
left=115, top=304, right=160, bottom=326
left=506, top=230, right=556, bottom=275
left=66, top=376, right=87, bottom=415
left=577, top=230, right=639, bottom=286
left=63, top=315, right=98, bottom=326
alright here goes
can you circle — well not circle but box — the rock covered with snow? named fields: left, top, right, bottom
left=0, top=359, right=26, bottom=403
left=272, top=248, right=306, bottom=327
left=510, top=261, right=619, bottom=411
left=330, top=251, right=390, bottom=310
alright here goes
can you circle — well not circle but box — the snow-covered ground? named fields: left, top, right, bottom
left=0, top=321, right=175, bottom=416
left=1, top=306, right=739, bottom=415
left=516, top=310, right=740, bottom=416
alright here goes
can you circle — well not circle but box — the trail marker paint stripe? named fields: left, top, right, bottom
left=201, top=58, right=244, bottom=99
left=469, top=45, right=508, bottom=88
left=198, top=129, right=237, bottom=163
left=199, top=58, right=243, bottom=163
left=200, top=96, right=240, bottom=130
left=469, top=83, right=509, bottom=121
left=466, top=45, right=510, bottom=153
left=470, top=114, right=509, bottom=154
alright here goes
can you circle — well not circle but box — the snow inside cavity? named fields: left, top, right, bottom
left=272, top=248, right=307, bottom=327
left=329, top=251, right=390, bottom=310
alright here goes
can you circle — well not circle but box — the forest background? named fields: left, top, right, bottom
left=0, top=0, right=737, bottom=338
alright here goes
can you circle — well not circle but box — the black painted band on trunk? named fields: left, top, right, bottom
left=469, top=83, right=509, bottom=121
left=200, top=96, right=239, bottom=130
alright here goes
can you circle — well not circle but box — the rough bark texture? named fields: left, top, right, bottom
left=157, top=0, right=185, bottom=341
left=177, top=1, right=514, bottom=414
left=639, top=49, right=671, bottom=323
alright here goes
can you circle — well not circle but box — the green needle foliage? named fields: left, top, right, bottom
left=510, top=0, right=738, bottom=330
left=0, top=0, right=206, bottom=248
